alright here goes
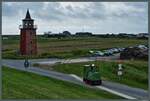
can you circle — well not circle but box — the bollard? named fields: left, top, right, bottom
left=117, top=63, right=123, bottom=80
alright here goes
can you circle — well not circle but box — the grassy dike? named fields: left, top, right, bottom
left=33, top=60, right=148, bottom=90
left=2, top=37, right=147, bottom=59
left=2, top=66, right=122, bottom=99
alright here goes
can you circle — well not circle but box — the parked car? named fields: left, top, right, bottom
left=89, top=50, right=94, bottom=54
left=114, top=48, right=120, bottom=53
left=117, top=48, right=125, bottom=52
left=104, top=52, right=111, bottom=56
left=103, top=50, right=113, bottom=56
left=137, top=45, right=147, bottom=49
left=106, top=49, right=114, bottom=54
left=109, top=48, right=118, bottom=53
left=94, top=51, right=104, bottom=56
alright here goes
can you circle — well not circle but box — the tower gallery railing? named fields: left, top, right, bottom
left=19, top=25, right=37, bottom=29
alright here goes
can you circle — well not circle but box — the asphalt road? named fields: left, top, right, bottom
left=32, top=54, right=121, bottom=64
left=2, top=56, right=148, bottom=100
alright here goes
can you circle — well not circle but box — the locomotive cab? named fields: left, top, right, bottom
left=83, top=64, right=102, bottom=85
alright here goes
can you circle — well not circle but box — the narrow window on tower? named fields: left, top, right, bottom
left=29, top=23, right=31, bottom=27
left=25, top=23, right=28, bottom=27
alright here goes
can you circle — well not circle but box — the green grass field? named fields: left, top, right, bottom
left=2, top=36, right=148, bottom=59
left=2, top=66, right=122, bottom=99
left=34, top=60, right=148, bottom=90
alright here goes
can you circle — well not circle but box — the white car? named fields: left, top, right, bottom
left=113, top=48, right=119, bottom=52
left=103, top=50, right=113, bottom=56
left=94, top=51, right=104, bottom=56
left=119, top=48, right=125, bottom=52
left=89, top=50, right=94, bottom=54
left=109, top=48, right=118, bottom=53
left=107, top=49, right=114, bottom=54
left=138, top=45, right=147, bottom=49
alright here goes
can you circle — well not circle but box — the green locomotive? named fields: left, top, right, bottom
left=83, top=64, right=102, bottom=85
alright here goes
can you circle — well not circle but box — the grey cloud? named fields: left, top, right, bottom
left=126, top=2, right=147, bottom=8
left=3, top=2, right=44, bottom=17
left=62, top=3, right=106, bottom=20
left=34, top=3, right=66, bottom=21
left=3, top=2, right=147, bottom=22
left=2, top=3, right=19, bottom=16
left=2, top=2, right=148, bottom=34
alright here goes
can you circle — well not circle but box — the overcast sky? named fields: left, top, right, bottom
left=2, top=2, right=148, bottom=35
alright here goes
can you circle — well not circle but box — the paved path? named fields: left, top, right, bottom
left=32, top=54, right=120, bottom=64
left=2, top=58, right=148, bottom=100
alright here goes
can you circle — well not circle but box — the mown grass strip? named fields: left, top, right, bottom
left=2, top=66, right=122, bottom=99
left=34, top=60, right=148, bottom=90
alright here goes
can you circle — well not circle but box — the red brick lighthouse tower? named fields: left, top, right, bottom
left=19, top=9, right=37, bottom=55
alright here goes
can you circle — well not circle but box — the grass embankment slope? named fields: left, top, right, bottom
left=2, top=36, right=148, bottom=59
left=2, top=66, right=122, bottom=99
left=34, top=60, right=148, bottom=90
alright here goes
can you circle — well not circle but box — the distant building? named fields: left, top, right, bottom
left=75, top=32, right=92, bottom=36
left=44, top=31, right=52, bottom=35
left=118, top=33, right=136, bottom=38
left=44, top=31, right=71, bottom=38
left=44, top=31, right=52, bottom=37
left=118, top=33, right=127, bottom=35
left=19, top=9, right=37, bottom=55
left=137, top=33, right=149, bottom=38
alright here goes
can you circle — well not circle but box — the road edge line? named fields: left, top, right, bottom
left=69, top=74, right=136, bottom=100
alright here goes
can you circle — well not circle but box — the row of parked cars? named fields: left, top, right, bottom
left=89, top=44, right=148, bottom=57
left=89, top=47, right=125, bottom=56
